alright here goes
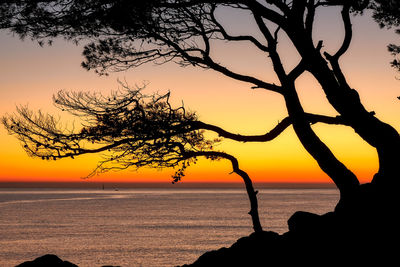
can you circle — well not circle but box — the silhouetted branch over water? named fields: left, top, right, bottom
left=3, top=85, right=205, bottom=175
left=2, top=84, right=266, bottom=231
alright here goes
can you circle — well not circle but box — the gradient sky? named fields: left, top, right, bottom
left=0, top=7, right=399, bottom=186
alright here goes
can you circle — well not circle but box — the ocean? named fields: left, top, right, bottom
left=0, top=187, right=339, bottom=267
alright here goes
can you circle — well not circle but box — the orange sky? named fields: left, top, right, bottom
left=0, top=8, right=399, bottom=186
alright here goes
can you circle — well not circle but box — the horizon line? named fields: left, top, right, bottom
left=0, top=181, right=337, bottom=189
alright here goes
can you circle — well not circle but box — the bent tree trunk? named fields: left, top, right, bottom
left=286, top=15, right=400, bottom=192
left=185, top=151, right=263, bottom=233
left=311, top=60, right=400, bottom=191
left=230, top=159, right=263, bottom=233
left=283, top=86, right=360, bottom=200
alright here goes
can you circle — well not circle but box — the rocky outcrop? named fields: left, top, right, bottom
left=182, top=183, right=400, bottom=266
left=16, top=254, right=78, bottom=267
left=15, top=255, right=122, bottom=267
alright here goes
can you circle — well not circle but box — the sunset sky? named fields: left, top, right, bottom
left=0, top=7, right=399, bottom=186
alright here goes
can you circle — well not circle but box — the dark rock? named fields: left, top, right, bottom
left=16, top=254, right=78, bottom=267
left=287, top=211, right=321, bottom=232
left=180, top=231, right=282, bottom=267
left=182, top=182, right=400, bottom=267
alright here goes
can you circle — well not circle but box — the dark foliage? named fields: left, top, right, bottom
left=1, top=1, right=399, bottom=72
left=369, top=0, right=400, bottom=70
left=2, top=84, right=216, bottom=181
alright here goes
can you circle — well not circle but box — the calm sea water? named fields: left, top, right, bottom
left=0, top=188, right=339, bottom=267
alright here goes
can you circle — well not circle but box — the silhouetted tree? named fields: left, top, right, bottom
left=1, top=1, right=399, bottom=214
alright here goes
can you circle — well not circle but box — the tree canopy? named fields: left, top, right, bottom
left=0, top=1, right=398, bottom=69
left=370, top=0, right=400, bottom=70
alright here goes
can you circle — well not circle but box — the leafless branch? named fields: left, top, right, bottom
left=323, top=5, right=352, bottom=86
left=191, top=113, right=349, bottom=143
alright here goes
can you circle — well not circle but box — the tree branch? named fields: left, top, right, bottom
left=252, top=12, right=287, bottom=82
left=146, top=31, right=283, bottom=93
left=242, top=0, right=287, bottom=28
left=305, top=0, right=316, bottom=36
left=334, top=5, right=352, bottom=59
left=202, top=56, right=283, bottom=93
left=323, top=5, right=351, bottom=86
left=209, top=5, right=269, bottom=52
left=288, top=59, right=307, bottom=82
left=182, top=149, right=262, bottom=232
left=190, top=113, right=349, bottom=143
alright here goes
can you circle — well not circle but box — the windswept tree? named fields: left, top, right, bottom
left=1, top=0, right=400, bottom=216
left=3, top=85, right=267, bottom=232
